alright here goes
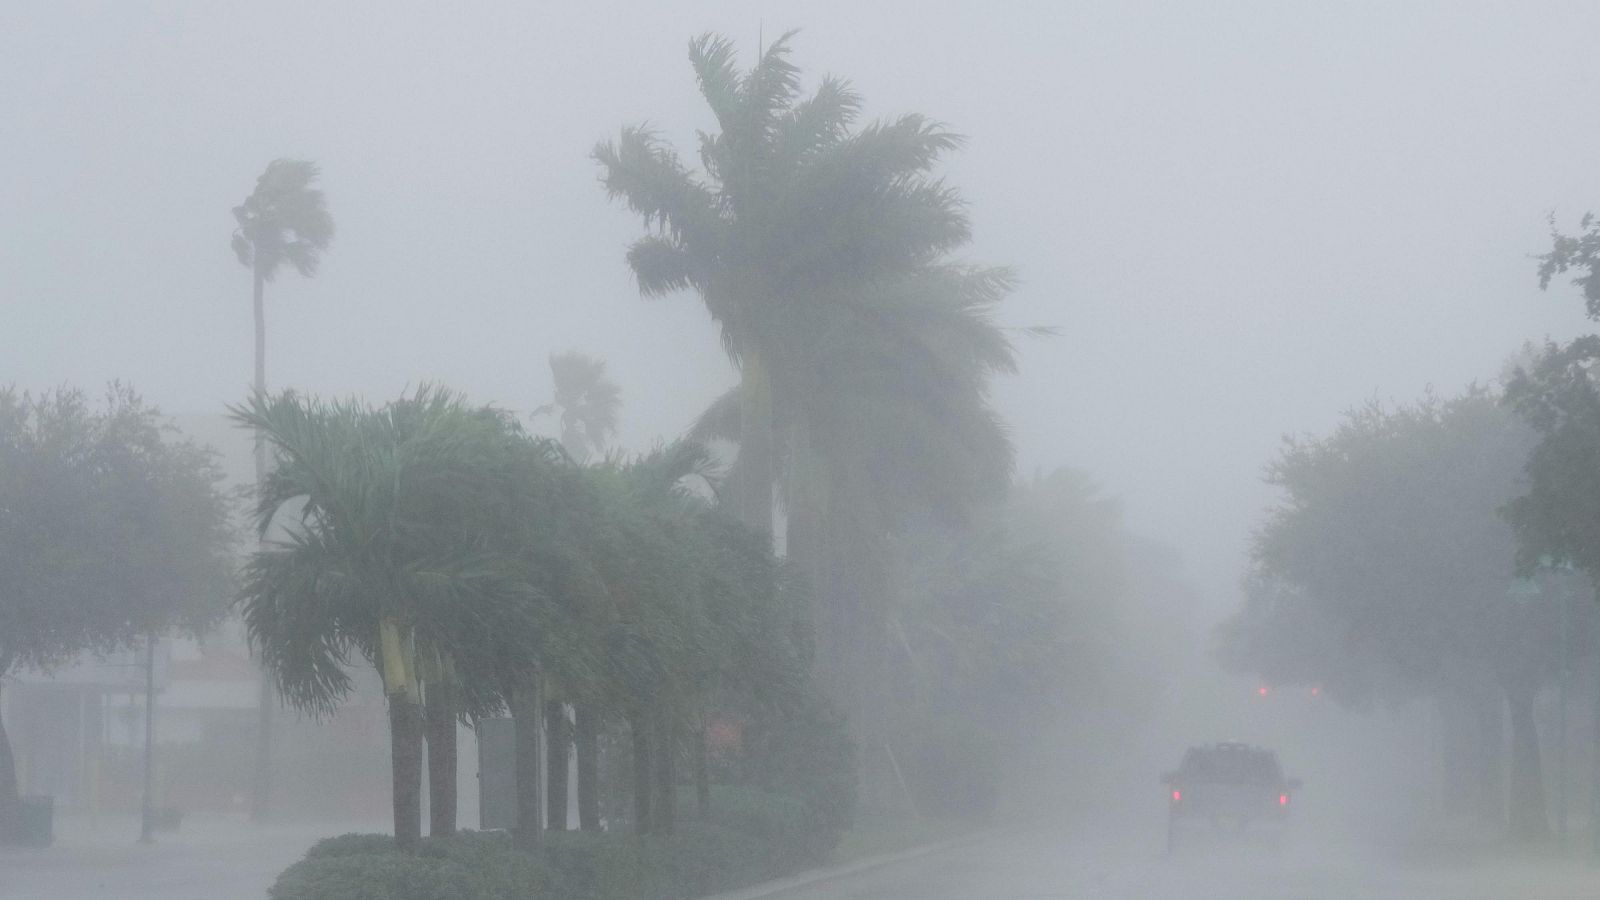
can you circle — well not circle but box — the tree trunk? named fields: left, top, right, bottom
left=425, top=683, right=458, bottom=837
left=631, top=714, right=652, bottom=836
left=545, top=700, right=569, bottom=831
left=389, top=695, right=424, bottom=851
left=512, top=685, right=542, bottom=849
left=736, top=355, right=775, bottom=538
left=575, top=705, right=600, bottom=832
left=0, top=671, right=22, bottom=844
left=695, top=722, right=712, bottom=820
left=249, top=264, right=276, bottom=825
left=653, top=709, right=676, bottom=835
left=1506, top=686, right=1551, bottom=842
left=1474, top=695, right=1505, bottom=829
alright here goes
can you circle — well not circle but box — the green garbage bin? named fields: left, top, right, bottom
left=19, top=795, right=52, bottom=848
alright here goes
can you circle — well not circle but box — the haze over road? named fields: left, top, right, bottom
left=765, top=829, right=1600, bottom=900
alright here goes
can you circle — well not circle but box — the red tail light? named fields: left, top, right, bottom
left=1279, top=793, right=1289, bottom=806
left=1172, top=790, right=1182, bottom=803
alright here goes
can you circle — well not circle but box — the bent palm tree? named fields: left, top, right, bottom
left=233, top=387, right=545, bottom=849
left=231, top=158, right=333, bottom=821
left=535, top=351, right=621, bottom=464
left=599, top=34, right=1020, bottom=734
left=595, top=31, right=971, bottom=535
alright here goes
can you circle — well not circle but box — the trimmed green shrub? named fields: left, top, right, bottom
left=268, top=820, right=827, bottom=900
left=303, top=832, right=403, bottom=859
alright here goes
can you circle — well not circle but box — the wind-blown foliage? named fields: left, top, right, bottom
left=1222, top=387, right=1592, bottom=840
left=535, top=352, right=621, bottom=464
left=234, top=387, right=552, bottom=717
left=599, top=34, right=1019, bottom=747
left=233, top=386, right=560, bottom=848
left=596, top=31, right=1011, bottom=543
left=232, top=160, right=335, bottom=280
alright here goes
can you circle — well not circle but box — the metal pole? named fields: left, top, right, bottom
left=1558, top=588, right=1570, bottom=846
left=1592, top=597, right=1600, bottom=863
left=139, top=635, right=155, bottom=844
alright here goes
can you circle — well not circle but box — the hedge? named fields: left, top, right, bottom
left=269, top=787, right=840, bottom=900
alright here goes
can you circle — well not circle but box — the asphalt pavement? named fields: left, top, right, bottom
left=0, top=813, right=374, bottom=900
left=760, top=827, right=1600, bottom=900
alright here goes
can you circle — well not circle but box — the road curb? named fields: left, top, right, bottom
left=698, top=829, right=991, bottom=900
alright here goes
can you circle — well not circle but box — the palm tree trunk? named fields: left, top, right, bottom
left=512, top=683, right=542, bottom=849
left=389, top=694, right=424, bottom=851
left=544, top=700, right=569, bottom=830
left=0, top=665, right=22, bottom=845
left=653, top=708, right=676, bottom=835
left=630, top=713, right=652, bottom=835
left=575, top=705, right=600, bottom=831
left=1506, top=686, right=1551, bottom=842
left=250, top=264, right=276, bottom=824
left=736, top=354, right=775, bottom=537
left=425, top=683, right=458, bottom=837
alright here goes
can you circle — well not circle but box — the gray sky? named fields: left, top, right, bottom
left=5, top=1, right=1600, bottom=610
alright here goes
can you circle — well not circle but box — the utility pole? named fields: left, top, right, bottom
left=139, top=635, right=156, bottom=844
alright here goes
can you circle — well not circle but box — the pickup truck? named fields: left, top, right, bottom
left=1162, top=742, right=1301, bottom=852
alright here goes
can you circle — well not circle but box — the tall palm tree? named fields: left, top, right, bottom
left=231, top=158, right=333, bottom=821
left=691, top=265, right=1019, bottom=712
left=595, top=31, right=971, bottom=536
left=232, top=387, right=547, bottom=850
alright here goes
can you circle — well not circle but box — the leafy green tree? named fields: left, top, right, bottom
left=233, top=387, right=553, bottom=849
left=231, top=157, right=334, bottom=821
left=1228, top=388, right=1590, bottom=840
left=0, top=386, right=234, bottom=843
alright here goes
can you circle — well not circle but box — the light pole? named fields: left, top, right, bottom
left=139, top=635, right=156, bottom=844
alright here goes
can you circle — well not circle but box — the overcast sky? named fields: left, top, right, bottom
left=5, top=1, right=1600, bottom=612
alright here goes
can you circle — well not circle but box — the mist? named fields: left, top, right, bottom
left=6, top=3, right=1600, bottom=899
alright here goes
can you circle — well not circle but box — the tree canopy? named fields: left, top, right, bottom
left=1220, top=387, right=1592, bottom=839
left=0, top=384, right=235, bottom=842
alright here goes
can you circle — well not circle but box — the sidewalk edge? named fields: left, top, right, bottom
left=697, top=829, right=991, bottom=900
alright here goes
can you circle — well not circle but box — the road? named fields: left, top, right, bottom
left=767, top=828, right=1600, bottom=900
left=7, top=815, right=1600, bottom=899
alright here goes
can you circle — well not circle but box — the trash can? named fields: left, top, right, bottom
left=18, top=795, right=53, bottom=848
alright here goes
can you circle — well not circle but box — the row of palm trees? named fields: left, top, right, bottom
left=234, top=386, right=809, bottom=848
left=229, top=29, right=1026, bottom=831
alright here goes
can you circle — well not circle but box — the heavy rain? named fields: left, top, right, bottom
left=5, top=3, right=1600, bottom=899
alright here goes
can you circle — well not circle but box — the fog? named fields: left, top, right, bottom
left=6, top=2, right=1600, bottom=898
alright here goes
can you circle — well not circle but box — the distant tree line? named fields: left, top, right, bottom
left=1221, top=215, right=1600, bottom=844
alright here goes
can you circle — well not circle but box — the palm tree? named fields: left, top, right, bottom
left=231, top=158, right=333, bottom=821
left=595, top=31, right=971, bottom=536
left=535, top=352, right=621, bottom=464
left=597, top=36, right=1021, bottom=741
left=530, top=351, right=622, bottom=830
left=232, top=387, right=547, bottom=849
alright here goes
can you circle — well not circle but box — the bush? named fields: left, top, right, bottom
left=269, top=820, right=824, bottom=900
left=739, top=694, right=857, bottom=847
left=270, top=854, right=478, bottom=900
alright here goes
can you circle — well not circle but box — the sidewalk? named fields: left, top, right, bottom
left=0, top=813, right=378, bottom=900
